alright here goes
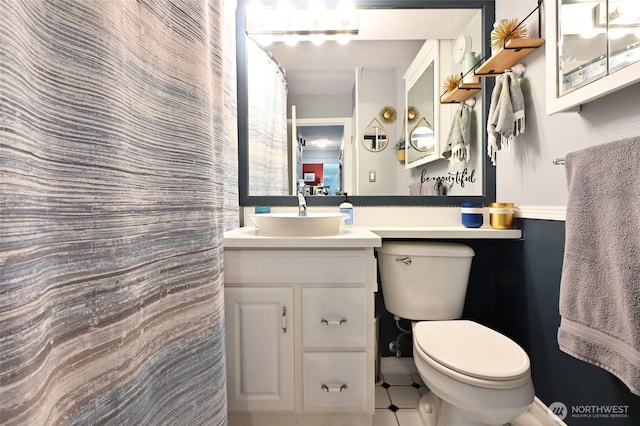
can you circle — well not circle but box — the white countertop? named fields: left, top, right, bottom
left=223, top=226, right=382, bottom=248
left=367, top=225, right=522, bottom=239
left=224, top=225, right=521, bottom=249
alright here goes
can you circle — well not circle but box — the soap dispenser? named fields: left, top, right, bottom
left=339, top=193, right=354, bottom=227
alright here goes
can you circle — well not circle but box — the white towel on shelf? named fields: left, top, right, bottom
left=486, top=71, right=525, bottom=165
left=558, top=136, right=640, bottom=396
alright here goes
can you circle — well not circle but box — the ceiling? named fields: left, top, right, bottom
left=297, top=125, right=344, bottom=151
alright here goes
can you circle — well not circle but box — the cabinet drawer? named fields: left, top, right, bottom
left=224, top=250, right=366, bottom=284
left=303, top=288, right=367, bottom=348
left=303, top=352, right=367, bottom=412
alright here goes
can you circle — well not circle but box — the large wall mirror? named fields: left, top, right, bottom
left=237, top=0, right=496, bottom=206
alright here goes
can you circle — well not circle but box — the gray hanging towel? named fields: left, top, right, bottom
left=486, top=71, right=525, bottom=165
left=442, top=103, right=471, bottom=163
left=558, top=136, right=640, bottom=396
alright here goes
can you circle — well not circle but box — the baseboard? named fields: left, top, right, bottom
left=515, top=206, right=566, bottom=221
left=228, top=413, right=373, bottom=426
left=529, top=397, right=568, bottom=425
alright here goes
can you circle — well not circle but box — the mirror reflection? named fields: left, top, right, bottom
left=400, top=35, right=483, bottom=198
left=409, top=117, right=435, bottom=153
left=247, top=38, right=289, bottom=196
left=240, top=0, right=494, bottom=203
left=362, top=120, right=389, bottom=152
left=558, top=0, right=640, bottom=96
left=404, top=41, right=439, bottom=169
left=295, top=120, right=346, bottom=196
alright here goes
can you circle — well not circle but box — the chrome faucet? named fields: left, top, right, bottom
left=297, top=180, right=307, bottom=217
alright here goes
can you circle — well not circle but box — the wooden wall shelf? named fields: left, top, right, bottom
left=439, top=38, right=544, bottom=104
left=440, top=82, right=481, bottom=104
left=475, top=38, right=545, bottom=76
left=438, top=2, right=544, bottom=103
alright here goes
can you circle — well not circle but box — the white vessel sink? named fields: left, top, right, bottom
left=250, top=213, right=347, bottom=237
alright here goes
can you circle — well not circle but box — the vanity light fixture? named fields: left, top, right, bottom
left=609, top=2, right=640, bottom=22
left=285, top=35, right=299, bottom=46
left=576, top=1, right=640, bottom=40
left=310, top=34, right=325, bottom=45
left=593, top=2, right=640, bottom=28
left=573, top=1, right=640, bottom=40
left=246, top=0, right=359, bottom=46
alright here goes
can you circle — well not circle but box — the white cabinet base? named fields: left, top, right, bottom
left=223, top=229, right=381, bottom=425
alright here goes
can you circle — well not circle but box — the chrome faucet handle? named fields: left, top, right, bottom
left=297, top=192, right=308, bottom=217
left=297, top=179, right=308, bottom=216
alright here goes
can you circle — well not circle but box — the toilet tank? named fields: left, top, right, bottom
left=376, top=241, right=475, bottom=320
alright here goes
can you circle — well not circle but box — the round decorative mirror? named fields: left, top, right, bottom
left=362, top=119, right=389, bottom=152
left=409, top=117, right=435, bottom=154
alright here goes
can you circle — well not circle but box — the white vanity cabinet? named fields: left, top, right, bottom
left=223, top=227, right=381, bottom=426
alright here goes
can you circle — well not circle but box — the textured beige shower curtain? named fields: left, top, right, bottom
left=0, top=0, right=237, bottom=424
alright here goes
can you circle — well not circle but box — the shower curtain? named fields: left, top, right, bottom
left=0, top=0, right=237, bottom=424
left=247, top=38, right=289, bottom=195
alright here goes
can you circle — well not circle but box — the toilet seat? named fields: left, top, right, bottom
left=414, top=320, right=531, bottom=389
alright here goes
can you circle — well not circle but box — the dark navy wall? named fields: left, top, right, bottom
left=376, top=218, right=640, bottom=424
left=376, top=238, right=499, bottom=358
left=495, top=218, right=640, bottom=425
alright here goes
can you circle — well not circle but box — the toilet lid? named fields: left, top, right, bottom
left=377, top=241, right=474, bottom=258
left=415, top=320, right=530, bottom=381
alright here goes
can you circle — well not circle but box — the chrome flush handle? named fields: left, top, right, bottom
left=395, top=257, right=412, bottom=265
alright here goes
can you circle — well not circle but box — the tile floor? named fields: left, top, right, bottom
left=374, top=357, right=553, bottom=426
left=374, top=357, right=426, bottom=426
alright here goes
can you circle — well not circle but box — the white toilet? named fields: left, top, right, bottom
left=376, top=241, right=534, bottom=426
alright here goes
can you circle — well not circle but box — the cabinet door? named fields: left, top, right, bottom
left=225, top=287, right=294, bottom=412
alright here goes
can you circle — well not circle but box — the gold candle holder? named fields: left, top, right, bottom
left=489, top=202, right=515, bottom=229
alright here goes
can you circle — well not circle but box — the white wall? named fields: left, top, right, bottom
left=495, top=0, right=640, bottom=208
left=289, top=94, right=353, bottom=118
left=357, top=68, right=398, bottom=195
